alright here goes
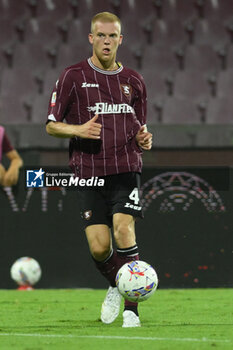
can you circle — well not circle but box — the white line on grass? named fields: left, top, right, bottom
left=0, top=333, right=231, bottom=343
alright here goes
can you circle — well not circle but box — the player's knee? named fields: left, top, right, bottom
left=114, top=215, right=134, bottom=235
left=114, top=221, right=130, bottom=237
left=91, top=244, right=111, bottom=262
left=114, top=220, right=135, bottom=247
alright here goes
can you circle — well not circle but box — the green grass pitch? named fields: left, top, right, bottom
left=0, top=288, right=232, bottom=350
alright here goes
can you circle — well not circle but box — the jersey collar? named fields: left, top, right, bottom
left=87, top=58, right=123, bottom=75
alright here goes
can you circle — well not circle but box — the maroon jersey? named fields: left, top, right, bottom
left=47, top=58, right=147, bottom=178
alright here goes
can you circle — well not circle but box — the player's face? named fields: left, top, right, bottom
left=89, top=21, right=123, bottom=67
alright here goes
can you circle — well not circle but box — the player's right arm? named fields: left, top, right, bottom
left=46, top=114, right=101, bottom=140
left=46, top=68, right=101, bottom=140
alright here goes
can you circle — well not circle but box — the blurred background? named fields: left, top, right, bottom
left=0, top=0, right=232, bottom=289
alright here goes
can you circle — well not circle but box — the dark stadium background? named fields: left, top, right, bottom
left=0, top=0, right=233, bottom=289
left=0, top=166, right=232, bottom=289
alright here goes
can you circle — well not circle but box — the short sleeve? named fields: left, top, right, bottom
left=47, top=68, right=74, bottom=123
left=2, top=132, right=14, bottom=153
left=133, top=74, right=147, bottom=127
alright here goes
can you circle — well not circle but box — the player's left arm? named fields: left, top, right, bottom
left=133, top=76, right=153, bottom=151
left=2, top=150, right=23, bottom=186
left=136, top=125, right=153, bottom=150
left=0, top=163, right=6, bottom=185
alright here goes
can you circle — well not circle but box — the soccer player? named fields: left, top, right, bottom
left=46, top=12, right=152, bottom=327
left=0, top=125, right=23, bottom=186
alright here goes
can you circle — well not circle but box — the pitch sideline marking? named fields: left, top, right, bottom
left=0, top=333, right=231, bottom=343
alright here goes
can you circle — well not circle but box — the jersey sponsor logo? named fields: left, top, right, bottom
left=87, top=102, right=135, bottom=114
left=82, top=82, right=99, bottom=88
left=120, top=84, right=132, bottom=98
left=51, top=92, right=57, bottom=107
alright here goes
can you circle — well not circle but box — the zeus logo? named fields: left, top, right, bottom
left=82, top=82, right=99, bottom=88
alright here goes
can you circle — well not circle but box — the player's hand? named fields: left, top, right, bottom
left=2, top=167, right=19, bottom=186
left=76, top=114, right=102, bottom=139
left=0, top=164, right=6, bottom=185
left=136, top=126, right=153, bottom=150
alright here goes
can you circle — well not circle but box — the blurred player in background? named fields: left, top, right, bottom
left=0, top=125, right=23, bottom=186
left=46, top=12, right=152, bottom=327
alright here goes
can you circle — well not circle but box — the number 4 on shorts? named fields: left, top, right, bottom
left=129, top=188, right=140, bottom=205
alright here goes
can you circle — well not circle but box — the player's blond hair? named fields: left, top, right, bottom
left=91, top=12, right=121, bottom=33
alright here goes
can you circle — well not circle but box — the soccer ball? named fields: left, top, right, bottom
left=115, top=260, right=158, bottom=302
left=10, top=257, right=42, bottom=287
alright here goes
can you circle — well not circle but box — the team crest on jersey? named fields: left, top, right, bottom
left=83, top=210, right=92, bottom=220
left=120, top=84, right=132, bottom=98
